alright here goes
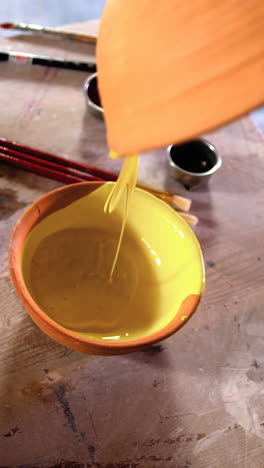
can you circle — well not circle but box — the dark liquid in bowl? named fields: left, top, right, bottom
left=170, top=140, right=217, bottom=173
left=87, top=76, right=102, bottom=108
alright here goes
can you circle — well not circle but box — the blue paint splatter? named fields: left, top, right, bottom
left=54, top=385, right=78, bottom=434
left=54, top=384, right=97, bottom=466
left=88, top=445, right=96, bottom=465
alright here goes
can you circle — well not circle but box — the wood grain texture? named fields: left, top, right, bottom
left=97, top=0, right=264, bottom=153
left=0, top=19, right=264, bottom=468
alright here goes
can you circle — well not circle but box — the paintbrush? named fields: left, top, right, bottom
left=0, top=137, right=193, bottom=215
left=0, top=50, right=96, bottom=72
left=137, top=185, right=191, bottom=212
left=0, top=22, right=97, bottom=44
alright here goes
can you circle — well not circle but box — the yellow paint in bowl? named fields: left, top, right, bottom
left=21, top=183, right=205, bottom=344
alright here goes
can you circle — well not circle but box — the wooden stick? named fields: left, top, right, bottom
left=0, top=152, right=89, bottom=185
left=0, top=22, right=97, bottom=44
left=0, top=151, right=198, bottom=227
left=0, top=137, right=115, bottom=180
left=0, top=146, right=102, bottom=182
left=0, top=137, right=192, bottom=212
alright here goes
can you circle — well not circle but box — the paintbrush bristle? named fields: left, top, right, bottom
left=171, top=195, right=191, bottom=212
left=178, top=212, right=198, bottom=227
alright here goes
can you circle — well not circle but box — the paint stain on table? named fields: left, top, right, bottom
left=54, top=384, right=96, bottom=466
left=3, top=427, right=21, bottom=438
left=0, top=188, right=26, bottom=220
left=142, top=344, right=164, bottom=355
left=54, top=385, right=79, bottom=434
left=206, top=260, right=215, bottom=267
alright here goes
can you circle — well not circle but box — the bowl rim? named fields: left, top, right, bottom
left=8, top=181, right=205, bottom=353
left=83, top=72, right=104, bottom=115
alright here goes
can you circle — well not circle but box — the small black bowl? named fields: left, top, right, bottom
left=167, top=139, right=222, bottom=188
left=83, top=73, right=104, bottom=119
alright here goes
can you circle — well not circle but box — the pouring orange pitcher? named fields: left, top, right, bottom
left=97, top=0, right=264, bottom=156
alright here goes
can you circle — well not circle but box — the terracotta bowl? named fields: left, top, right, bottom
left=9, top=182, right=205, bottom=355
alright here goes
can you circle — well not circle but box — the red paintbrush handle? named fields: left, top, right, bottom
left=0, top=145, right=103, bottom=182
left=0, top=152, right=100, bottom=185
left=0, top=137, right=118, bottom=181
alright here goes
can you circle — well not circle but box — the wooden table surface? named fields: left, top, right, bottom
left=1, top=20, right=264, bottom=468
